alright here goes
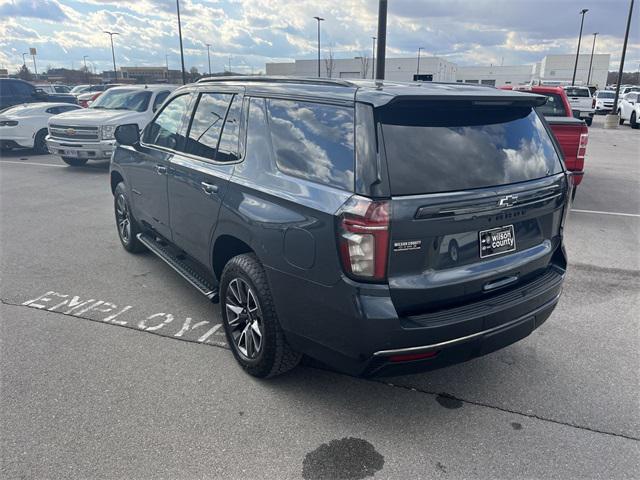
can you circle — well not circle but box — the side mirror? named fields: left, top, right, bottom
left=114, top=124, right=140, bottom=146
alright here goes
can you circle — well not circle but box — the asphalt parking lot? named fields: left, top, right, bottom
left=1, top=115, right=639, bottom=479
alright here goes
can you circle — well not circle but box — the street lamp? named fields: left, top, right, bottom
left=375, top=0, right=388, bottom=80
left=103, top=31, right=120, bottom=80
left=83, top=55, right=89, bottom=82
left=206, top=43, right=212, bottom=76
left=176, top=0, right=186, bottom=85
left=571, top=8, right=589, bottom=86
left=313, top=16, right=324, bottom=78
left=416, top=47, right=424, bottom=78
left=587, top=33, right=598, bottom=85
left=371, top=37, right=376, bottom=79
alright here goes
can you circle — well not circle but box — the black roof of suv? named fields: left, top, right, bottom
left=110, top=75, right=569, bottom=378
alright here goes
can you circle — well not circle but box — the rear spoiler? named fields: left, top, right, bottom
left=357, top=89, right=547, bottom=108
left=543, top=116, right=586, bottom=127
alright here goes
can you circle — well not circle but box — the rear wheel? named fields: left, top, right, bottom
left=33, top=129, right=48, bottom=154
left=61, top=156, right=88, bottom=167
left=630, top=112, right=639, bottom=129
left=618, top=111, right=624, bottom=125
left=585, top=117, right=592, bottom=127
left=114, top=182, right=146, bottom=253
left=220, top=253, right=301, bottom=378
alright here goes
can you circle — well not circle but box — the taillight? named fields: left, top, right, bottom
left=577, top=131, right=588, bottom=160
left=592, top=97, right=596, bottom=108
left=336, top=195, right=390, bottom=282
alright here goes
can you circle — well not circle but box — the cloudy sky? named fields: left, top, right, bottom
left=0, top=0, right=638, bottom=75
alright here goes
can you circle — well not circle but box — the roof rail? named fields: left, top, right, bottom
left=196, top=75, right=355, bottom=87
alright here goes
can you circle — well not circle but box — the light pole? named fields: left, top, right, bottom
left=612, top=0, right=634, bottom=116
left=176, top=0, right=186, bottom=85
left=313, top=16, right=324, bottom=78
left=375, top=0, right=388, bottom=80
left=571, top=9, right=589, bottom=86
left=103, top=31, right=120, bottom=80
left=587, top=32, right=598, bottom=85
left=83, top=55, right=89, bottom=82
left=371, top=37, right=376, bottom=79
left=206, top=43, right=212, bottom=76
left=21, top=52, right=27, bottom=67
left=416, top=47, right=424, bottom=79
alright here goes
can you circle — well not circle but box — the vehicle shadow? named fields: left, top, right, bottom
left=0, top=149, right=110, bottom=171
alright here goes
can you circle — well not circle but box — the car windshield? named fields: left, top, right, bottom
left=89, top=89, right=152, bottom=112
left=70, top=85, right=89, bottom=94
left=597, top=91, right=615, bottom=98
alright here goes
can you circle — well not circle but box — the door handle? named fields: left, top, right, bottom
left=156, top=164, right=167, bottom=175
left=201, top=181, right=219, bottom=195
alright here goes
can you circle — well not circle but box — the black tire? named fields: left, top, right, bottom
left=33, top=129, right=48, bottom=154
left=618, top=112, right=624, bottom=125
left=571, top=186, right=577, bottom=202
left=220, top=253, right=301, bottom=378
left=61, top=156, right=88, bottom=167
left=114, top=182, right=146, bottom=253
left=631, top=112, right=639, bottom=129
left=585, top=117, right=592, bottom=127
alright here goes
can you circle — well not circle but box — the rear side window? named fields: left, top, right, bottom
left=185, top=92, right=232, bottom=160
left=380, top=102, right=562, bottom=195
left=152, top=91, right=170, bottom=112
left=216, top=95, right=242, bottom=162
left=266, top=99, right=354, bottom=190
left=536, top=93, right=567, bottom=117
left=12, top=81, right=34, bottom=97
left=143, top=94, right=191, bottom=150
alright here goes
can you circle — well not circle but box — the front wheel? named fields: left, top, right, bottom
left=220, top=254, right=301, bottom=378
left=618, top=112, right=625, bottom=125
left=33, top=129, right=49, bottom=154
left=61, top=156, right=88, bottom=167
left=114, top=182, right=146, bottom=253
left=630, top=112, right=639, bottom=129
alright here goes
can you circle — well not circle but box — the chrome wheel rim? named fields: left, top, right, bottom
left=225, top=278, right=263, bottom=360
left=115, top=194, right=131, bottom=244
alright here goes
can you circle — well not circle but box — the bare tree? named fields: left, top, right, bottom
left=324, top=46, right=335, bottom=78
left=358, top=54, right=370, bottom=79
left=17, top=64, right=33, bottom=81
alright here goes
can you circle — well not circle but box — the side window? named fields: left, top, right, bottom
left=184, top=92, right=232, bottom=160
left=58, top=105, right=80, bottom=113
left=266, top=99, right=355, bottom=190
left=215, top=95, right=242, bottom=162
left=143, top=94, right=191, bottom=150
left=152, top=91, right=170, bottom=112
left=13, top=81, right=34, bottom=97
left=45, top=107, right=60, bottom=114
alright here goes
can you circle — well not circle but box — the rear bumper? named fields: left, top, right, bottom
left=46, top=136, right=114, bottom=160
left=572, top=109, right=594, bottom=120
left=269, top=259, right=565, bottom=377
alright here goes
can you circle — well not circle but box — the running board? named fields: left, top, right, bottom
left=137, top=233, right=219, bottom=302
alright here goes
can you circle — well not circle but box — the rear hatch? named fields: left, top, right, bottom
left=377, top=98, right=569, bottom=316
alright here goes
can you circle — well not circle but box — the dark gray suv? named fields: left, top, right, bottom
left=110, top=77, right=571, bottom=378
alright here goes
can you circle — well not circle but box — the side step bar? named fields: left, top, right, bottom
left=137, top=233, right=219, bottom=302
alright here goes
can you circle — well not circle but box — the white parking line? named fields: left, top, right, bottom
left=0, top=160, right=67, bottom=168
left=572, top=209, right=640, bottom=218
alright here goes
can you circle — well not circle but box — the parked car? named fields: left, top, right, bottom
left=506, top=85, right=588, bottom=193
left=594, top=90, right=616, bottom=114
left=617, top=92, right=639, bottom=127
left=46, top=85, right=175, bottom=166
left=77, top=91, right=103, bottom=108
left=34, top=84, right=71, bottom=94
left=110, top=77, right=571, bottom=378
left=69, top=84, right=109, bottom=97
left=69, top=85, right=91, bottom=95
left=0, top=102, right=81, bottom=153
left=562, top=86, right=595, bottom=126
left=0, top=79, right=77, bottom=111
left=620, top=85, right=640, bottom=95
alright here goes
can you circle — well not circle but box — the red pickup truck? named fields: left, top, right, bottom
left=501, top=86, right=588, bottom=194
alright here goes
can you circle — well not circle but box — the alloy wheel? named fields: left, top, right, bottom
left=225, top=278, right=263, bottom=360
left=115, top=194, right=131, bottom=244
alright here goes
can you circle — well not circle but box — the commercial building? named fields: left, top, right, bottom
left=118, top=66, right=183, bottom=83
left=266, top=56, right=457, bottom=82
left=265, top=53, right=610, bottom=88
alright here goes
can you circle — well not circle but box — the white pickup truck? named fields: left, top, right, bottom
left=46, top=85, right=175, bottom=166
left=562, top=86, right=595, bottom=126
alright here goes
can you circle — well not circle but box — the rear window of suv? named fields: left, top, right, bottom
left=379, top=102, right=562, bottom=195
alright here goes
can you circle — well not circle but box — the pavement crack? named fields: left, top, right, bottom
left=375, top=379, right=640, bottom=442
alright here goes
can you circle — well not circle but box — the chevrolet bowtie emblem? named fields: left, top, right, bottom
left=65, top=128, right=76, bottom=136
left=498, top=195, right=518, bottom=207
